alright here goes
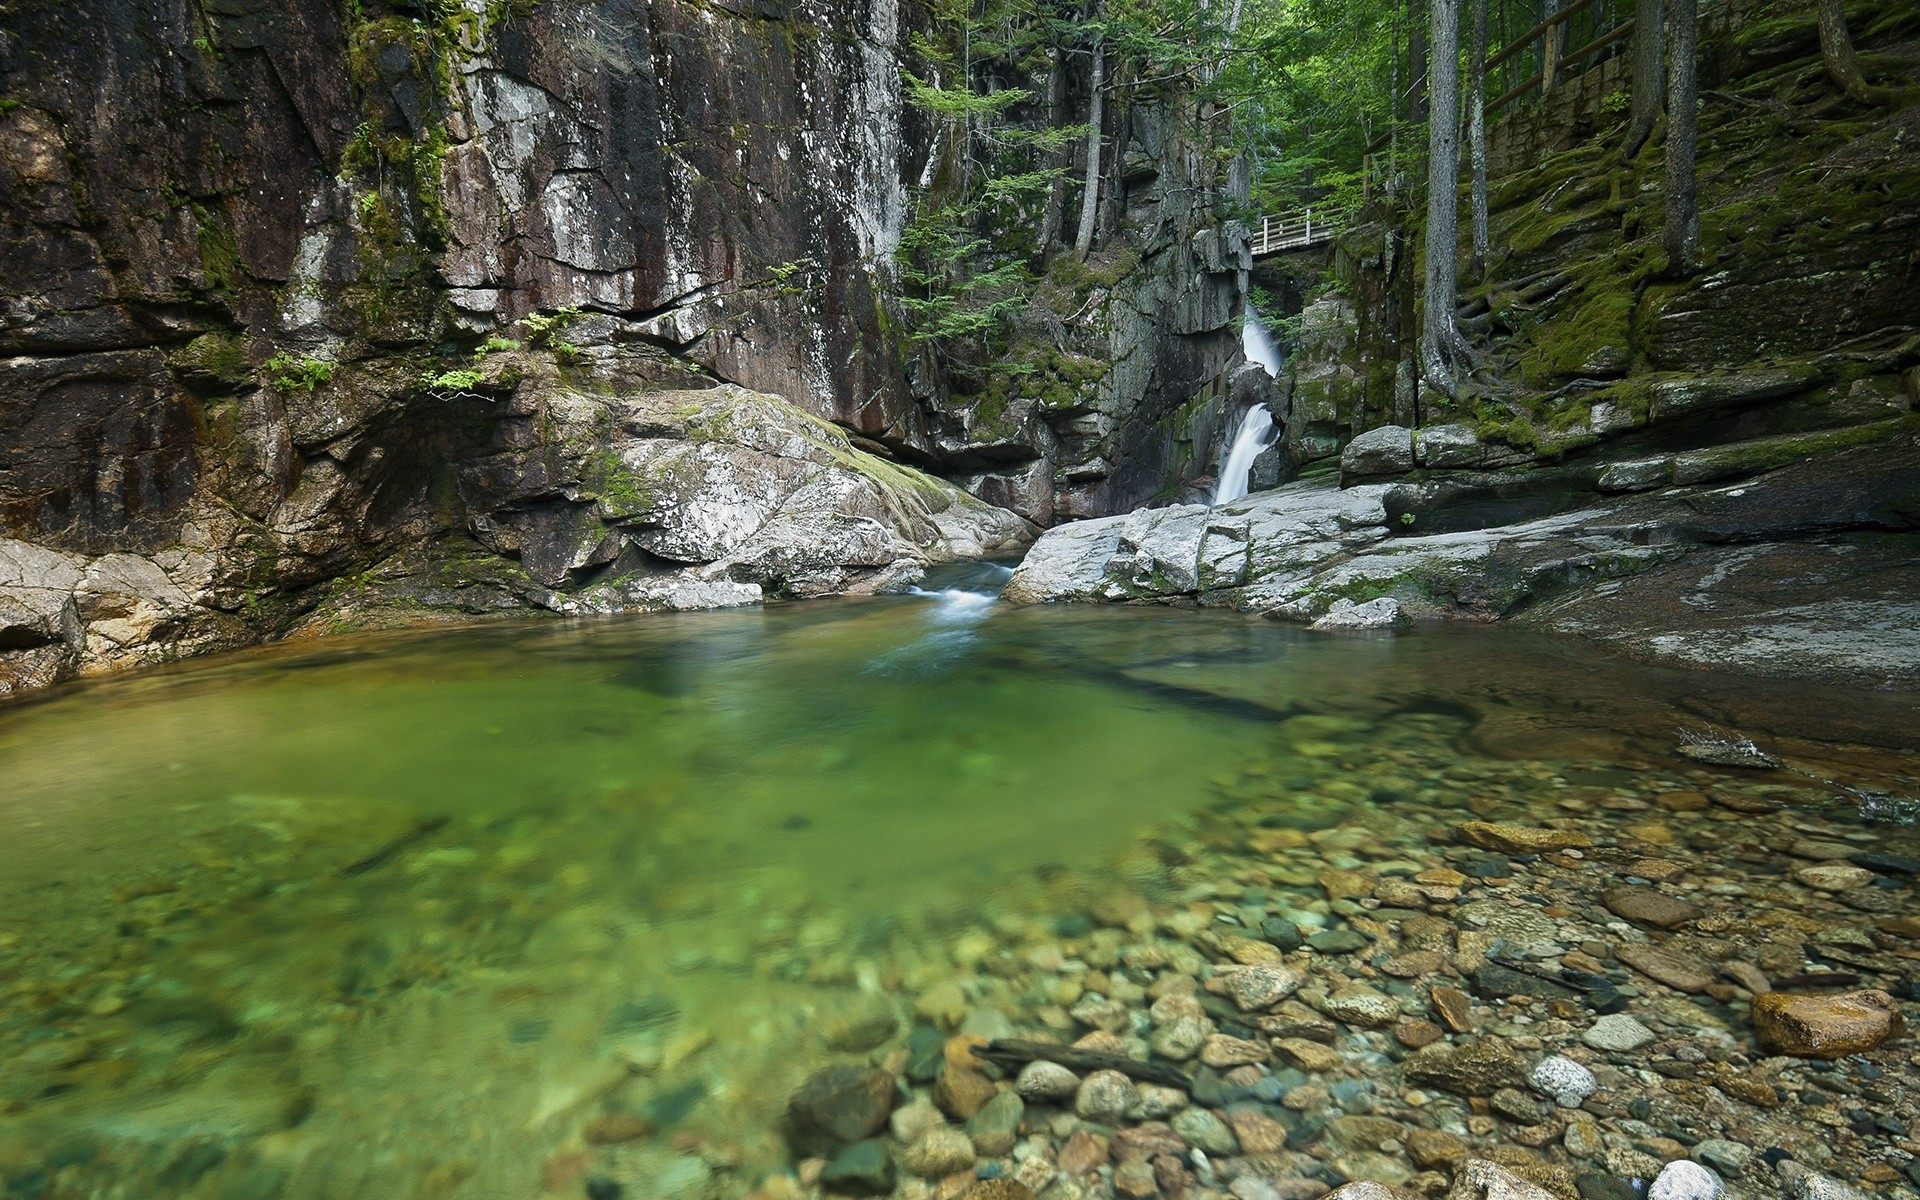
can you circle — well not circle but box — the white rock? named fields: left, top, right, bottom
left=1777, top=1162, right=1869, bottom=1200
left=1648, top=1159, right=1720, bottom=1200
left=1527, top=1055, right=1596, bottom=1108
left=1312, top=597, right=1405, bottom=630
left=1014, top=1059, right=1080, bottom=1103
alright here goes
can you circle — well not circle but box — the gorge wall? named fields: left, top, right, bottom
left=0, top=0, right=1252, bottom=693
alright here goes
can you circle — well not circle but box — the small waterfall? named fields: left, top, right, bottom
left=1212, top=404, right=1274, bottom=506
left=1243, top=313, right=1284, bottom=376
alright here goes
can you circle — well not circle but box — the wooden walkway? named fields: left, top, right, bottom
left=1249, top=211, right=1336, bottom=258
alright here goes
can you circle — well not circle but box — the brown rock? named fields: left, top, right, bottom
left=1655, top=791, right=1710, bottom=812
left=1615, top=944, right=1714, bottom=993
left=1220, top=935, right=1286, bottom=965
left=1752, top=989, right=1904, bottom=1058
left=786, top=1064, right=897, bottom=1155
left=1431, top=985, right=1475, bottom=1032
left=1402, top=1038, right=1527, bottom=1096
left=1619, top=820, right=1675, bottom=845
left=1225, top=1109, right=1289, bottom=1154
left=1057, top=1131, right=1107, bottom=1177
left=1602, top=886, right=1703, bottom=930
left=1275, top=1038, right=1343, bottom=1072
left=1877, top=916, right=1920, bottom=939
left=584, top=1113, right=655, bottom=1143
left=1711, top=1062, right=1782, bottom=1107
left=1395, top=1019, right=1445, bottom=1048
left=1152, top=1154, right=1193, bottom=1200
left=935, top=1065, right=999, bottom=1120
left=1416, top=868, right=1468, bottom=887
left=957, top=1182, right=1035, bottom=1200
left=1711, top=793, right=1779, bottom=814
left=1320, top=869, right=1376, bottom=901
left=1114, top=1159, right=1160, bottom=1199
left=1405, top=1128, right=1469, bottom=1170
left=1113, top=1125, right=1188, bottom=1162
left=1627, top=858, right=1686, bottom=882
left=1200, top=1033, right=1270, bottom=1068
left=1382, top=951, right=1448, bottom=978
left=1456, top=822, right=1592, bottom=854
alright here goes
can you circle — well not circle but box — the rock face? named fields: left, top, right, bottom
left=1750, top=990, right=1904, bottom=1059
left=0, top=0, right=1239, bottom=695
left=1, top=359, right=1032, bottom=695
left=1001, top=430, right=1920, bottom=686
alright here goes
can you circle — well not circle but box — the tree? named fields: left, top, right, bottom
left=1074, top=31, right=1106, bottom=258
left=1420, top=0, right=1472, bottom=397
left=1817, top=0, right=1891, bottom=106
left=1623, top=0, right=1664, bottom=157
left=1661, top=0, right=1699, bottom=276
left=1467, top=0, right=1489, bottom=276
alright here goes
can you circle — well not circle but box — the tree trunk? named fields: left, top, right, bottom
left=1623, top=0, right=1664, bottom=156
left=1541, top=0, right=1564, bottom=95
left=1421, top=0, right=1470, bottom=398
left=1408, top=0, right=1430, bottom=124
left=1468, top=0, right=1489, bottom=276
left=1662, top=0, right=1699, bottom=276
left=1074, top=36, right=1105, bottom=260
left=1037, top=42, right=1070, bottom=255
left=1818, top=0, right=1890, bottom=105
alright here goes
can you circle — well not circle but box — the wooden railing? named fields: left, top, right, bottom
left=1249, top=211, right=1336, bottom=257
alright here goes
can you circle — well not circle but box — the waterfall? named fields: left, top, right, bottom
left=1243, top=312, right=1284, bottom=376
left=1212, top=404, right=1274, bottom=506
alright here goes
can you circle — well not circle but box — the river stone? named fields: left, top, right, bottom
left=1851, top=851, right=1920, bottom=875
left=1472, top=963, right=1577, bottom=1002
left=1172, top=1106, right=1241, bottom=1155
left=1014, top=1059, right=1079, bottom=1102
left=1402, top=1039, right=1527, bottom=1096
left=1321, top=985, right=1401, bottom=1028
left=1151, top=1012, right=1215, bottom=1060
left=1342, top=425, right=1415, bottom=476
left=1777, top=1162, right=1871, bottom=1200
left=1603, top=887, right=1704, bottom=930
left=1307, top=929, right=1370, bottom=953
left=1201, top=1033, right=1271, bottom=1067
left=1582, top=1014, right=1655, bottom=1052
left=1528, top=1055, right=1596, bottom=1108
left=901, top=1127, right=977, bottom=1178
left=1447, top=1158, right=1560, bottom=1200
left=1226, top=1108, right=1290, bottom=1154
left=1224, top=964, right=1305, bottom=1011
left=1691, top=1140, right=1753, bottom=1177
left=1615, top=944, right=1714, bottom=993
left=821, top=1140, right=896, bottom=1195
left=1456, top=901, right=1563, bottom=952
left=786, top=1064, right=895, bottom=1155
left=1490, top=1086, right=1550, bottom=1124
left=1793, top=864, right=1874, bottom=890
left=1457, top=822, right=1592, bottom=854
left=1074, top=1069, right=1138, bottom=1123
left=1276, top=1038, right=1343, bottom=1072
left=1751, top=989, right=1904, bottom=1058
left=1323, top=1183, right=1418, bottom=1200
left=965, top=1090, right=1024, bottom=1157
left=1648, top=1160, right=1720, bottom=1200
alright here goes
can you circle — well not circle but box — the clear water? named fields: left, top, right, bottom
left=0, top=584, right=1915, bottom=1197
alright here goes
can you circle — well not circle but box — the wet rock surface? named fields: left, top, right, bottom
left=1003, top=432, right=1920, bottom=688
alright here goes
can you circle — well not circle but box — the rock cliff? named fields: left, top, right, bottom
left=0, top=0, right=1249, bottom=693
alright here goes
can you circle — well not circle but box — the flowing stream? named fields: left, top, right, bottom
left=0, top=593, right=1915, bottom=1198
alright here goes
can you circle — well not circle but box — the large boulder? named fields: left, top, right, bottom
left=1341, top=425, right=1415, bottom=479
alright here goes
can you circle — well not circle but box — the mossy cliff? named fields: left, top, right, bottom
left=1279, top=0, right=1920, bottom=479
left=0, top=0, right=1239, bottom=693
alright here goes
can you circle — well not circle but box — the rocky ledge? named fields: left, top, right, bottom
left=0, top=355, right=1033, bottom=696
left=1003, top=427, right=1920, bottom=687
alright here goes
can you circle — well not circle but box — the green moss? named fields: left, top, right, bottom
left=265, top=353, right=335, bottom=395
left=1670, top=415, right=1920, bottom=484
left=170, top=332, right=252, bottom=389
left=581, top=450, right=653, bottom=516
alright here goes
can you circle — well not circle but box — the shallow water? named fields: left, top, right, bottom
left=0, top=583, right=1915, bottom=1198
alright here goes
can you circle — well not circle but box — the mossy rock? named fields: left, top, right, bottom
left=169, top=332, right=253, bottom=392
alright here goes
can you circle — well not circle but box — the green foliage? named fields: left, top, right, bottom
left=523, top=307, right=582, bottom=361
left=265, top=353, right=335, bottom=395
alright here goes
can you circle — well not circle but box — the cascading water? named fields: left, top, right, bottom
left=1243, top=311, right=1284, bottom=376
left=1212, top=403, right=1274, bottom=506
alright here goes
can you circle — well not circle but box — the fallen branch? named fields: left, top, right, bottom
left=971, top=1039, right=1191, bottom=1090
